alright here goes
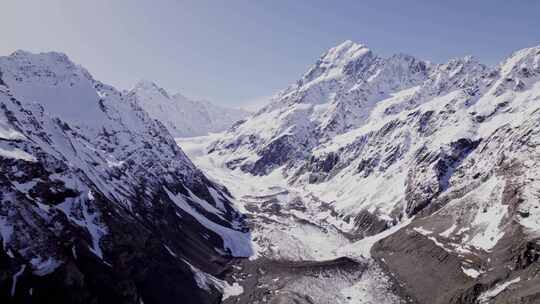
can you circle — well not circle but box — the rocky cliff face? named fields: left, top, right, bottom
left=205, top=42, right=540, bottom=303
left=0, top=51, right=252, bottom=304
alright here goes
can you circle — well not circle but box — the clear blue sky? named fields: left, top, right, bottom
left=1, top=0, right=539, bottom=108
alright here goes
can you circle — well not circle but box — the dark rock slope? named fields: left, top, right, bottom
left=0, top=51, right=251, bottom=304
left=372, top=109, right=540, bottom=304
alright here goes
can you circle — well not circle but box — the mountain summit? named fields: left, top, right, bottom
left=2, top=41, right=540, bottom=304
left=129, top=80, right=249, bottom=137
left=202, top=41, right=540, bottom=303
left=0, top=50, right=251, bottom=303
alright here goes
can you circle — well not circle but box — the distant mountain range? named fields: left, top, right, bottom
left=129, top=80, right=249, bottom=137
left=1, top=39, right=540, bottom=304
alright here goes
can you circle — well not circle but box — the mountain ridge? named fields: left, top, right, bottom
left=129, top=79, right=250, bottom=137
left=1, top=41, right=540, bottom=304
left=0, top=50, right=252, bottom=303
left=201, top=41, right=540, bottom=303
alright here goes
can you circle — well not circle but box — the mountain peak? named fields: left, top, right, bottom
left=0, top=49, right=250, bottom=303
left=8, top=50, right=72, bottom=65
left=10, top=49, right=33, bottom=57
left=333, top=39, right=362, bottom=49
left=133, top=79, right=170, bottom=99
left=298, top=40, right=373, bottom=86
left=331, top=40, right=367, bottom=51
left=133, top=79, right=160, bottom=90
left=322, top=40, right=371, bottom=64
left=0, top=49, right=91, bottom=87
left=171, top=92, right=190, bottom=102
left=129, top=80, right=249, bottom=137
left=499, top=45, right=540, bottom=76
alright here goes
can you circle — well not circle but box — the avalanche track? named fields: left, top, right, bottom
left=177, top=135, right=408, bottom=304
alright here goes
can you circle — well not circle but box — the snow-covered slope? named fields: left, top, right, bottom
left=205, top=41, right=540, bottom=303
left=129, top=80, right=249, bottom=137
left=209, top=41, right=539, bottom=223
left=0, top=50, right=251, bottom=303
left=2, top=41, right=539, bottom=304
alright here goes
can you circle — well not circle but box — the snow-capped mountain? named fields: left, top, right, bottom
left=203, top=41, right=540, bottom=303
left=0, top=50, right=251, bottom=303
left=129, top=80, right=249, bottom=137
left=2, top=40, right=539, bottom=304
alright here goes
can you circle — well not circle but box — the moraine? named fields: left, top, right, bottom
left=177, top=134, right=408, bottom=304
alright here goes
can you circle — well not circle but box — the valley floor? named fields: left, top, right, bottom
left=177, top=135, right=407, bottom=304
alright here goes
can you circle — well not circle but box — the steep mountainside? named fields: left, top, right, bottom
left=0, top=51, right=251, bottom=304
left=130, top=80, right=249, bottom=137
left=205, top=41, right=540, bottom=303
left=1, top=41, right=539, bottom=304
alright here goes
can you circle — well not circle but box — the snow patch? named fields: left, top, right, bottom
left=165, top=188, right=253, bottom=257
left=0, top=111, right=25, bottom=140
left=11, top=265, right=26, bottom=297
left=0, top=146, right=36, bottom=162
left=30, top=257, right=62, bottom=276
left=477, top=277, right=521, bottom=303
left=222, top=282, right=244, bottom=300
left=461, top=267, right=482, bottom=278
left=338, top=218, right=412, bottom=259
